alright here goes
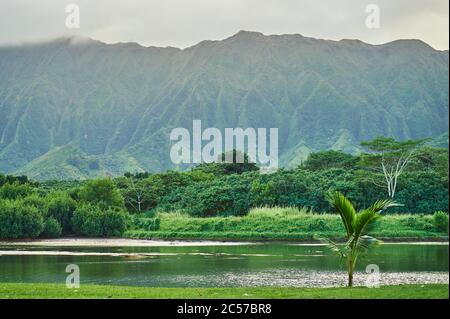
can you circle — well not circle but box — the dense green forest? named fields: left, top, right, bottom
left=0, top=138, right=448, bottom=239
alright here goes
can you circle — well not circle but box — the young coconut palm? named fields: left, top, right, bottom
left=324, top=192, right=396, bottom=287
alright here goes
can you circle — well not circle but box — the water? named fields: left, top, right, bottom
left=0, top=243, right=448, bottom=287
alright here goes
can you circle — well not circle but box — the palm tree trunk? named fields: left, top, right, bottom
left=347, top=257, right=354, bottom=287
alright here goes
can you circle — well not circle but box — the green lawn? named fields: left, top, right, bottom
left=0, top=283, right=447, bottom=299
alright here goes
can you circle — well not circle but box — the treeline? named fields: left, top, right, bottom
left=116, top=145, right=448, bottom=216
left=0, top=142, right=448, bottom=239
left=0, top=178, right=129, bottom=238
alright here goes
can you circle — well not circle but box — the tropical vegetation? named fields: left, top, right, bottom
left=0, top=139, right=448, bottom=240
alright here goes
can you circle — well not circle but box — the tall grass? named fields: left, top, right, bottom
left=247, top=206, right=315, bottom=217
left=154, top=210, right=190, bottom=219
left=128, top=207, right=448, bottom=241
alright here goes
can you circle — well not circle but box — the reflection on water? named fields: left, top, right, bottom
left=0, top=243, right=448, bottom=287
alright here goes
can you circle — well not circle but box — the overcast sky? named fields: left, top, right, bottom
left=0, top=0, right=448, bottom=50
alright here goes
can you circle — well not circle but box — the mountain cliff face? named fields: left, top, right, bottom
left=0, top=31, right=448, bottom=180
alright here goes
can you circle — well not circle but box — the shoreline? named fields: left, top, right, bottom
left=0, top=238, right=260, bottom=247
left=0, top=237, right=448, bottom=247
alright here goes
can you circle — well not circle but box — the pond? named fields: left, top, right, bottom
left=0, top=243, right=448, bottom=288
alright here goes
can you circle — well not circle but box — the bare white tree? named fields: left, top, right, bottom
left=123, top=178, right=151, bottom=212
left=361, top=137, right=426, bottom=199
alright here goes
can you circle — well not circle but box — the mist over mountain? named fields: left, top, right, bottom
left=0, top=31, right=448, bottom=180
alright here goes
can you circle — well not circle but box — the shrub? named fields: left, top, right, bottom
left=175, top=175, right=254, bottom=217
left=41, top=218, right=62, bottom=238
left=46, top=193, right=77, bottom=234
left=0, top=182, right=33, bottom=200
left=0, top=200, right=44, bottom=238
left=78, top=179, right=125, bottom=209
left=188, top=185, right=234, bottom=217
left=102, top=209, right=130, bottom=236
left=71, top=204, right=102, bottom=236
left=22, top=194, right=47, bottom=213
left=142, top=210, right=157, bottom=218
left=401, top=215, right=435, bottom=231
left=72, top=204, right=129, bottom=237
left=433, top=211, right=449, bottom=233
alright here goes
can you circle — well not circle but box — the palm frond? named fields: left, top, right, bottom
left=354, top=235, right=382, bottom=256
left=327, top=191, right=356, bottom=238
left=353, top=199, right=397, bottom=238
left=318, top=237, right=347, bottom=259
left=367, top=199, right=399, bottom=214
left=353, top=208, right=382, bottom=238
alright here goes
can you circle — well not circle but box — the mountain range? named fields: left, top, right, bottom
left=0, top=31, right=448, bottom=180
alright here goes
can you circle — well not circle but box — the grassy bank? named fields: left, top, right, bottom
left=126, top=207, right=449, bottom=241
left=0, top=283, right=447, bottom=299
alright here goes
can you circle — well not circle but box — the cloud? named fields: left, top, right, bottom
left=0, top=0, right=448, bottom=49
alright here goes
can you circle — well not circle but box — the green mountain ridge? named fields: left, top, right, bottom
left=16, top=144, right=146, bottom=180
left=0, top=31, right=448, bottom=180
